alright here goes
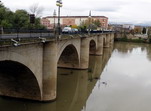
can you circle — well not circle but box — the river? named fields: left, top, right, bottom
left=0, top=42, right=151, bottom=111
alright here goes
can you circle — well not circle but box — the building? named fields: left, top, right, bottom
left=41, top=16, right=108, bottom=29
left=40, top=18, right=52, bottom=29
left=108, top=24, right=123, bottom=31
left=109, top=24, right=135, bottom=31
left=122, top=24, right=134, bottom=30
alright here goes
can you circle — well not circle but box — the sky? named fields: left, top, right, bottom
left=2, top=0, right=151, bottom=25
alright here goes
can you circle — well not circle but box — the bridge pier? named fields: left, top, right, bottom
left=96, top=35, right=104, bottom=55
left=79, top=38, right=90, bottom=69
left=104, top=34, right=110, bottom=48
left=42, top=42, right=57, bottom=101
left=110, top=33, right=114, bottom=44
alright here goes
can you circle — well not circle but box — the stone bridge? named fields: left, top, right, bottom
left=0, top=33, right=114, bottom=101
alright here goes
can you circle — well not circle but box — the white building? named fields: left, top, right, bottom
left=123, top=24, right=135, bottom=30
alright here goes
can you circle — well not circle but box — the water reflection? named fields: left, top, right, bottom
left=114, top=42, right=151, bottom=61
left=84, top=42, right=151, bottom=111
left=0, top=45, right=113, bottom=111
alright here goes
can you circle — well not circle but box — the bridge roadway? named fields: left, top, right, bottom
left=0, top=32, right=114, bottom=101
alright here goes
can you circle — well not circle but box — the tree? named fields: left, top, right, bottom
left=142, top=27, right=146, bottom=34
left=93, top=19, right=101, bottom=27
left=71, top=25, right=78, bottom=29
left=31, top=18, right=46, bottom=29
left=0, top=2, right=13, bottom=28
left=130, top=29, right=135, bottom=35
left=79, top=20, right=87, bottom=31
left=0, top=2, right=46, bottom=29
left=13, top=10, right=29, bottom=29
left=134, top=26, right=142, bottom=34
left=1, top=19, right=12, bottom=28
left=29, top=3, right=44, bottom=17
left=79, top=18, right=101, bottom=31
left=147, top=27, right=151, bottom=43
left=0, top=1, right=4, bottom=8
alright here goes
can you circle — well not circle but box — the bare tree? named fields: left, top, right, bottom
left=29, top=3, right=44, bottom=17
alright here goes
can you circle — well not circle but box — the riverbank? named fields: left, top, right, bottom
left=114, top=38, right=149, bottom=43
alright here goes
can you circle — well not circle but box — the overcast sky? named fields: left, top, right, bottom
left=2, top=0, right=151, bottom=25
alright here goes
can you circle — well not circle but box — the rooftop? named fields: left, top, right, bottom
left=43, top=16, right=108, bottom=19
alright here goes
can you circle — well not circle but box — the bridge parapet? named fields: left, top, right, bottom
left=0, top=32, right=114, bottom=47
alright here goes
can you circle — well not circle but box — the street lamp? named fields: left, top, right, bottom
left=56, top=0, right=63, bottom=39
left=53, top=10, right=56, bottom=33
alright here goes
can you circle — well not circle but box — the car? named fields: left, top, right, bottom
left=62, top=27, right=72, bottom=33
left=72, top=28, right=79, bottom=33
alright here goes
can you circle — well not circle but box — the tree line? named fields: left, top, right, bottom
left=0, top=2, right=45, bottom=30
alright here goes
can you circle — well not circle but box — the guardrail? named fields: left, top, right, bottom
left=0, top=29, right=54, bottom=39
left=0, top=28, right=114, bottom=39
left=62, top=30, right=114, bottom=34
left=0, top=29, right=114, bottom=46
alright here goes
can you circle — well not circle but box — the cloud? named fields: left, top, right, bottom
left=63, top=0, right=126, bottom=12
left=2, top=0, right=151, bottom=24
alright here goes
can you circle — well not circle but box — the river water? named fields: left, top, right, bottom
left=1, top=42, right=151, bottom=111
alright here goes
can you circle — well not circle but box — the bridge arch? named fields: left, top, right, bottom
left=89, top=39, right=97, bottom=55
left=0, top=60, right=41, bottom=100
left=0, top=44, right=44, bottom=100
left=58, top=44, right=80, bottom=69
left=104, top=34, right=110, bottom=47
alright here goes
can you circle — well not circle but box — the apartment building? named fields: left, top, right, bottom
left=41, top=16, right=108, bottom=29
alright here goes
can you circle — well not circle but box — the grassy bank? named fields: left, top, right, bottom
left=114, top=38, right=147, bottom=43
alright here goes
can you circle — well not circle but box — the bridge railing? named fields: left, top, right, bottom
left=0, top=29, right=114, bottom=46
left=62, top=30, right=114, bottom=35
left=0, top=28, right=54, bottom=39
left=0, top=28, right=114, bottom=39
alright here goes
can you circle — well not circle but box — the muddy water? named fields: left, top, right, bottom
left=1, top=42, right=151, bottom=111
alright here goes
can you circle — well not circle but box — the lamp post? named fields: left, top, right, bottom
left=88, top=10, right=91, bottom=35
left=53, top=10, right=56, bottom=33
left=56, top=0, right=63, bottom=39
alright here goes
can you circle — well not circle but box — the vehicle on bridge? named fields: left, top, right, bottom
left=62, top=27, right=78, bottom=34
left=72, top=28, right=79, bottom=33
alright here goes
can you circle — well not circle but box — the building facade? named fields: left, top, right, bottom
left=123, top=24, right=134, bottom=30
left=41, top=16, right=108, bottom=30
left=40, top=18, right=52, bottom=29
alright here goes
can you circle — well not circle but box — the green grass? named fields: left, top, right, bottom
left=115, top=38, right=145, bottom=43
